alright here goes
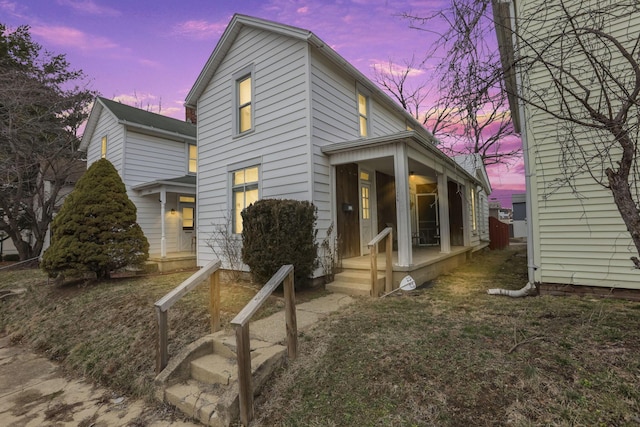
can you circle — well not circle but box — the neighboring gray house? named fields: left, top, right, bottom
left=186, top=14, right=492, bottom=290
left=79, top=97, right=197, bottom=271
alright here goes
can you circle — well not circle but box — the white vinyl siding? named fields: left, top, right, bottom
left=86, top=110, right=123, bottom=170
left=124, top=131, right=190, bottom=254
left=124, top=132, right=186, bottom=185
left=517, top=0, right=640, bottom=289
left=197, top=26, right=310, bottom=267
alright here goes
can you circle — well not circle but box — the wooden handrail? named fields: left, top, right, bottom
left=154, top=259, right=222, bottom=373
left=230, top=264, right=296, bottom=426
left=368, top=227, right=393, bottom=296
left=368, top=226, right=392, bottom=247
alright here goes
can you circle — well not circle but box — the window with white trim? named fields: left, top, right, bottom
left=237, top=74, right=253, bottom=134
left=232, top=166, right=259, bottom=234
left=358, top=92, right=369, bottom=137
left=188, top=144, right=197, bottom=174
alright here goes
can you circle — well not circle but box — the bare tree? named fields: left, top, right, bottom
left=496, top=0, right=640, bottom=267
left=0, top=24, right=94, bottom=260
left=375, top=0, right=520, bottom=166
left=372, top=57, right=457, bottom=138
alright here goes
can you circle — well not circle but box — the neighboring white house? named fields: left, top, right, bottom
left=79, top=97, right=198, bottom=269
left=186, top=14, right=491, bottom=285
left=1, top=159, right=85, bottom=261
left=493, top=1, right=640, bottom=293
left=511, top=193, right=527, bottom=239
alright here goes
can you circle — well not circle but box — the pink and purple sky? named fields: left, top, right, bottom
left=1, top=0, right=524, bottom=207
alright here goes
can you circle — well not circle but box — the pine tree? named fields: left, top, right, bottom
left=42, top=159, right=149, bottom=279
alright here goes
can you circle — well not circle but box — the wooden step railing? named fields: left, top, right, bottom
left=154, top=259, right=222, bottom=373
left=230, top=264, right=297, bottom=426
left=368, top=227, right=393, bottom=296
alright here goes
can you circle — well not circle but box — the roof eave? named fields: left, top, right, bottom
left=119, top=120, right=196, bottom=143
left=78, top=98, right=104, bottom=152
left=492, top=0, right=521, bottom=133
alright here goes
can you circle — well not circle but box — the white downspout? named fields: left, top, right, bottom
left=489, top=0, right=537, bottom=296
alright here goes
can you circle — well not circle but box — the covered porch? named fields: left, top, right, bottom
left=132, top=175, right=197, bottom=261
left=322, top=131, right=490, bottom=296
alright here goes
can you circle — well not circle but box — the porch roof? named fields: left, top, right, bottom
left=321, top=131, right=487, bottom=190
left=132, top=175, right=196, bottom=196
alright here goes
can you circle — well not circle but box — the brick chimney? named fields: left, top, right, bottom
left=185, top=106, right=197, bottom=124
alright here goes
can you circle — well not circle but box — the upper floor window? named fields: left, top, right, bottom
left=237, top=75, right=253, bottom=133
left=188, top=144, right=197, bottom=174
left=232, top=166, right=259, bottom=234
left=358, top=92, right=369, bottom=137
left=101, top=136, right=107, bottom=158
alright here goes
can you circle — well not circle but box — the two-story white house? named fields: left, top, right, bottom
left=186, top=14, right=492, bottom=291
left=493, top=0, right=640, bottom=296
left=79, top=97, right=198, bottom=272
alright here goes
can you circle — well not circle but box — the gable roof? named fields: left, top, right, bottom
left=79, top=97, right=196, bottom=151
left=185, top=14, right=431, bottom=141
left=453, top=154, right=492, bottom=194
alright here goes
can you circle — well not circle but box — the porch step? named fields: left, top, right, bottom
left=326, top=269, right=385, bottom=297
left=165, top=380, right=227, bottom=426
left=191, top=354, right=236, bottom=385
left=158, top=334, right=287, bottom=426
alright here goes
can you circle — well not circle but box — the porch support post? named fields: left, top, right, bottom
left=394, top=143, right=412, bottom=267
left=437, top=171, right=451, bottom=253
left=160, top=189, right=167, bottom=258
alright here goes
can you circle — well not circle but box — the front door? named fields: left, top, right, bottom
left=360, top=169, right=373, bottom=254
left=336, top=164, right=360, bottom=258
left=179, top=196, right=195, bottom=252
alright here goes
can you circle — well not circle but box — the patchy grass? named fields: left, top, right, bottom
left=255, top=248, right=640, bottom=426
left=0, top=267, right=324, bottom=400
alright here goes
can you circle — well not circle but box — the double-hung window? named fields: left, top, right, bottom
left=233, top=65, right=255, bottom=135
left=188, top=144, right=197, bottom=174
left=358, top=92, right=369, bottom=137
left=232, top=166, right=259, bottom=233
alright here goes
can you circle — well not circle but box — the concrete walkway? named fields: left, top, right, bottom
left=0, top=292, right=354, bottom=426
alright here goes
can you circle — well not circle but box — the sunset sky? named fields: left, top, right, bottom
left=1, top=0, right=524, bottom=206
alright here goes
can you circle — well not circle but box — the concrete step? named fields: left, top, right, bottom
left=165, top=380, right=227, bottom=427
left=325, top=268, right=386, bottom=297
left=191, top=354, right=236, bottom=385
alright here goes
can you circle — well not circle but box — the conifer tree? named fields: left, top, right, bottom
left=42, top=159, right=149, bottom=279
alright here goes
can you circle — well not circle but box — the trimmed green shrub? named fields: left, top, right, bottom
left=241, top=199, right=318, bottom=287
left=2, top=254, right=19, bottom=262
left=42, top=159, right=149, bottom=279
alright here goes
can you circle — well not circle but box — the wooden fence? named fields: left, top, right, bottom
left=489, top=216, right=510, bottom=250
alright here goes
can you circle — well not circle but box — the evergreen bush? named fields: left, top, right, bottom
left=42, top=159, right=149, bottom=279
left=241, top=199, right=318, bottom=287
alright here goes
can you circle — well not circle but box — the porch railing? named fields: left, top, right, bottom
left=230, top=264, right=297, bottom=426
left=368, top=227, right=393, bottom=297
left=154, top=259, right=222, bottom=373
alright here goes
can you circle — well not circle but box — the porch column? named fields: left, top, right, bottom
left=160, top=189, right=167, bottom=258
left=394, top=143, right=412, bottom=266
left=437, top=171, right=451, bottom=253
